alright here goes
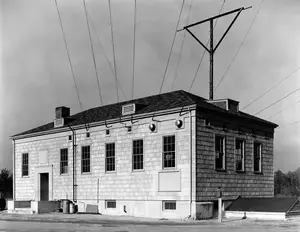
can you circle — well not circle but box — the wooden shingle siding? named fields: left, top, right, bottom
left=196, top=113, right=274, bottom=201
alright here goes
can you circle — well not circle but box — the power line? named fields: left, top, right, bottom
left=171, top=0, right=193, bottom=91
left=54, top=0, right=83, bottom=111
left=188, top=0, right=226, bottom=92
left=87, top=13, right=127, bottom=100
left=132, top=0, right=137, bottom=100
left=83, top=0, right=103, bottom=106
left=266, top=99, right=300, bottom=120
left=108, top=0, right=119, bottom=103
left=241, top=66, right=300, bottom=110
left=159, top=0, right=186, bottom=94
left=254, top=86, right=300, bottom=116
left=214, top=0, right=265, bottom=94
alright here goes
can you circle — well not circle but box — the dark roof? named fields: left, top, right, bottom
left=227, top=197, right=299, bottom=213
left=12, top=90, right=278, bottom=138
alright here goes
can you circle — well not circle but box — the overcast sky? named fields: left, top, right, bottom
left=1, top=0, right=300, bottom=172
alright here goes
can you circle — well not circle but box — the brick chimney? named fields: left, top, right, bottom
left=54, top=106, right=70, bottom=128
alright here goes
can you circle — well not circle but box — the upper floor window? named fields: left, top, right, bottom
left=215, top=135, right=225, bottom=170
left=163, top=135, right=175, bottom=169
left=60, top=148, right=68, bottom=174
left=106, top=143, right=115, bottom=172
left=235, top=139, right=245, bottom=172
left=22, top=153, right=29, bottom=177
left=254, top=142, right=262, bottom=173
left=81, top=146, right=90, bottom=173
left=133, top=140, right=143, bottom=170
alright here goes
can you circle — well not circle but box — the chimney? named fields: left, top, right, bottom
left=207, top=99, right=239, bottom=112
left=54, top=106, right=70, bottom=128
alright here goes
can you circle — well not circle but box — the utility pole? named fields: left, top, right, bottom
left=178, top=6, right=251, bottom=100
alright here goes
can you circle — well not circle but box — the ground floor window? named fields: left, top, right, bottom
left=254, top=142, right=262, bottom=173
left=162, top=201, right=176, bottom=210
left=22, top=153, right=29, bottom=177
left=106, top=200, right=116, bottom=209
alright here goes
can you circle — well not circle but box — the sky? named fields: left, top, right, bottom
left=1, top=0, right=300, bottom=172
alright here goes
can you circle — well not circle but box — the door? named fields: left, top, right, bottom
left=40, top=173, right=49, bottom=201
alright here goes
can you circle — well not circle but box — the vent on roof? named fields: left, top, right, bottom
left=54, top=118, right=64, bottom=128
left=207, top=99, right=239, bottom=112
left=122, top=104, right=136, bottom=115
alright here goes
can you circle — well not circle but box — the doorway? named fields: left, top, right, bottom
left=40, top=173, right=49, bottom=201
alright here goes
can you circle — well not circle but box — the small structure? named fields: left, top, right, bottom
left=9, top=90, right=278, bottom=219
left=225, top=197, right=300, bottom=220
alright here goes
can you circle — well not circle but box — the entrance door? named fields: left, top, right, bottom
left=40, top=173, right=49, bottom=201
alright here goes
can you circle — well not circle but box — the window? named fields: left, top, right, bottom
left=60, top=148, right=68, bottom=174
left=254, top=142, right=262, bottom=173
left=106, top=129, right=110, bottom=136
left=235, top=139, right=245, bottom=172
left=106, top=200, right=116, bottom=208
left=163, top=201, right=176, bottom=210
left=22, top=153, right=29, bottom=177
left=133, top=140, right=143, bottom=170
left=86, top=132, right=90, bottom=138
left=106, top=143, right=115, bottom=172
left=68, top=135, right=72, bottom=141
left=127, top=126, right=132, bottom=133
left=163, top=135, right=175, bottom=169
left=81, top=146, right=90, bottom=173
left=215, top=135, right=225, bottom=170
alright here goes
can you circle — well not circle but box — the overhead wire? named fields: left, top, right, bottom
left=159, top=0, right=186, bottom=94
left=171, top=0, right=193, bottom=91
left=254, top=86, right=300, bottom=116
left=83, top=0, right=103, bottom=106
left=266, top=99, right=300, bottom=120
left=241, top=66, right=300, bottom=110
left=188, top=0, right=226, bottom=92
left=54, top=0, right=83, bottom=111
left=132, top=0, right=137, bottom=100
left=214, top=0, right=265, bottom=94
left=108, top=0, right=119, bottom=103
left=87, top=13, right=127, bottom=100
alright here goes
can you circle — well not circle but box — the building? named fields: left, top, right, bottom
left=10, top=90, right=277, bottom=219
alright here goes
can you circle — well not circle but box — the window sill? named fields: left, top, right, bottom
left=132, top=169, right=145, bottom=173
left=105, top=171, right=116, bottom=174
left=235, top=170, right=245, bottom=173
left=160, top=168, right=177, bottom=172
left=22, top=175, right=29, bottom=178
left=60, top=173, right=69, bottom=176
left=254, top=171, right=263, bottom=175
left=81, top=172, right=91, bottom=175
left=215, top=169, right=226, bottom=172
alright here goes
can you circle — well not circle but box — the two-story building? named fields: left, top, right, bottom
left=10, top=90, right=277, bottom=219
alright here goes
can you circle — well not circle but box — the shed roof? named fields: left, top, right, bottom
left=12, top=90, right=278, bottom=138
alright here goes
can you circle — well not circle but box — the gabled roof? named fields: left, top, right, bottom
left=12, top=90, right=278, bottom=138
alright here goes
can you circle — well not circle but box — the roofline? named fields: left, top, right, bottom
left=11, top=104, right=197, bottom=140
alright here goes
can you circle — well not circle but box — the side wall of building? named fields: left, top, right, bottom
left=14, top=110, right=197, bottom=219
left=196, top=111, right=274, bottom=202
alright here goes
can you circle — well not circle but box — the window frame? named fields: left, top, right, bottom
left=81, top=145, right=91, bottom=174
left=60, top=148, right=68, bottom=175
left=105, top=143, right=116, bottom=172
left=132, top=139, right=144, bottom=171
left=22, top=153, right=29, bottom=177
left=253, top=142, right=262, bottom=173
left=235, top=138, right=245, bottom=172
left=215, top=135, right=226, bottom=171
left=105, top=200, right=116, bottom=209
left=162, top=135, right=176, bottom=169
left=162, top=201, right=176, bottom=211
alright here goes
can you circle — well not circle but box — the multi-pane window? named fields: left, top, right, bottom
left=22, top=153, right=29, bottom=177
left=215, top=136, right=225, bottom=170
left=106, top=143, right=115, bottom=172
left=235, top=139, right=245, bottom=171
left=106, top=200, right=116, bottom=208
left=254, top=142, right=262, bottom=173
left=81, top=146, right=90, bottom=173
left=163, top=201, right=176, bottom=210
left=133, top=140, right=143, bottom=170
left=60, top=148, right=68, bottom=174
left=163, top=135, right=176, bottom=168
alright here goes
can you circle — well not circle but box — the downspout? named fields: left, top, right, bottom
left=189, top=108, right=193, bottom=217
left=12, top=138, right=15, bottom=201
left=68, top=125, right=76, bottom=202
